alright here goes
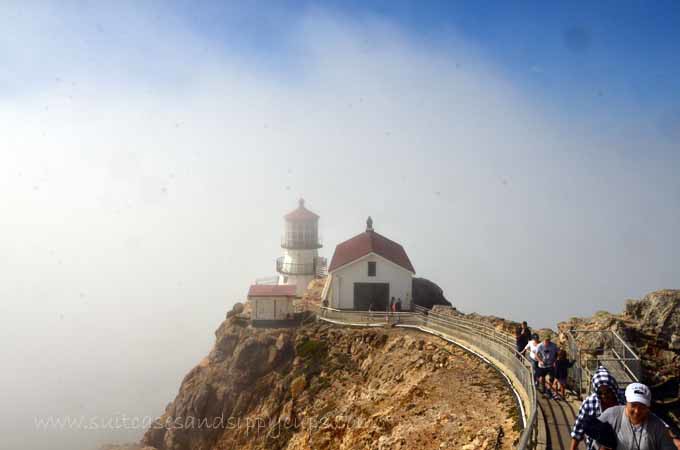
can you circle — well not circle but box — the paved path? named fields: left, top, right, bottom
left=537, top=394, right=581, bottom=450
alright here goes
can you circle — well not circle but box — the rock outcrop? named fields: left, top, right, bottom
left=558, top=290, right=680, bottom=430
left=558, top=290, right=680, bottom=386
left=140, top=315, right=519, bottom=450
left=412, top=278, right=452, bottom=309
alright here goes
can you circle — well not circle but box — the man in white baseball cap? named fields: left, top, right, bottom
left=597, top=382, right=675, bottom=449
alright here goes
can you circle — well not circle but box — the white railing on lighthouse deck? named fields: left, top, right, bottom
left=254, top=276, right=279, bottom=285
left=276, top=256, right=328, bottom=276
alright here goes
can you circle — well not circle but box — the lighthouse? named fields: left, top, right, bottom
left=277, top=199, right=326, bottom=297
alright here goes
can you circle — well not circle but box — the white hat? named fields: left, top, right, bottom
left=625, top=382, right=651, bottom=407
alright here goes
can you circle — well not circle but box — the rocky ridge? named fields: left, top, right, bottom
left=428, top=290, right=679, bottom=429
left=558, top=289, right=680, bottom=385
left=103, top=284, right=680, bottom=450
left=557, top=289, right=680, bottom=425
left=138, top=309, right=519, bottom=450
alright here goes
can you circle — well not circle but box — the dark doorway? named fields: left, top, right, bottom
left=353, top=283, right=389, bottom=311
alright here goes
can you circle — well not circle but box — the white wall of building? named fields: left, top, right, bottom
left=329, top=253, right=413, bottom=310
left=280, top=248, right=318, bottom=266
left=250, top=297, right=295, bottom=320
left=278, top=242, right=319, bottom=298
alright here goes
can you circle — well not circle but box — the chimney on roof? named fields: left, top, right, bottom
left=299, top=198, right=305, bottom=208
left=366, top=216, right=374, bottom=232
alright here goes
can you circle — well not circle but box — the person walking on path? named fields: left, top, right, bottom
left=523, top=334, right=541, bottom=385
left=597, top=382, right=675, bottom=450
left=553, top=349, right=575, bottom=400
left=516, top=321, right=532, bottom=356
left=570, top=366, right=626, bottom=450
left=536, top=332, right=559, bottom=396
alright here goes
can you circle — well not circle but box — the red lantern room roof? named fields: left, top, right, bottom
left=284, top=198, right=319, bottom=221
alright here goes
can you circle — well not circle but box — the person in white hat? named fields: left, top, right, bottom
left=597, top=382, right=675, bottom=450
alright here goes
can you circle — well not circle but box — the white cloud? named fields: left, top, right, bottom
left=0, top=4, right=678, bottom=450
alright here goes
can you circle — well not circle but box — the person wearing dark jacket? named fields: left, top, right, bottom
left=570, top=366, right=626, bottom=450
left=553, top=349, right=575, bottom=400
left=515, top=321, right=531, bottom=355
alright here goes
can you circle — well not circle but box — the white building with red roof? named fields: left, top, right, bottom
left=326, top=217, right=415, bottom=311
left=247, top=284, right=297, bottom=324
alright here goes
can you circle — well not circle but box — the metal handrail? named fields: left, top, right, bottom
left=414, top=305, right=516, bottom=347
left=570, top=328, right=641, bottom=386
left=254, top=276, right=279, bottom=285
left=317, top=306, right=539, bottom=449
left=565, top=330, right=584, bottom=398
left=611, top=330, right=640, bottom=360
left=571, top=329, right=640, bottom=358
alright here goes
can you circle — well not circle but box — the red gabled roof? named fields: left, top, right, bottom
left=247, top=284, right=297, bottom=298
left=328, top=230, right=415, bottom=273
left=284, top=198, right=319, bottom=221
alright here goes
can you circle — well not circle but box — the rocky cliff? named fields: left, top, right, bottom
left=107, top=286, right=680, bottom=450
left=429, top=290, right=679, bottom=393
left=558, top=290, right=680, bottom=386
left=412, top=278, right=452, bottom=309
left=138, top=311, right=519, bottom=450
left=558, top=290, right=680, bottom=430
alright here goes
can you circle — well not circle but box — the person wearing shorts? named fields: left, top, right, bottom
left=553, top=349, right=575, bottom=400
left=523, top=334, right=541, bottom=385
left=536, top=333, right=558, bottom=395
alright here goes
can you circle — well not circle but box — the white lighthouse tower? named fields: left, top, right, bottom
left=277, top=199, right=326, bottom=297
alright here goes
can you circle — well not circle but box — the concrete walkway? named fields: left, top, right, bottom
left=536, top=394, right=580, bottom=450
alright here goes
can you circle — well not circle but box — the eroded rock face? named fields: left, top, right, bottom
left=558, top=290, right=680, bottom=432
left=624, top=290, right=680, bottom=351
left=412, top=278, right=452, bottom=309
left=226, top=303, right=244, bottom=319
left=558, top=290, right=680, bottom=385
left=140, top=318, right=519, bottom=450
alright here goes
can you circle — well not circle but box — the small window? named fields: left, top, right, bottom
left=367, top=261, right=376, bottom=277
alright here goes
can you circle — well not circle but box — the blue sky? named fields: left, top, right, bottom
left=4, top=1, right=680, bottom=108
left=171, top=0, right=680, bottom=108
left=3, top=1, right=679, bottom=149
left=189, top=1, right=680, bottom=119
